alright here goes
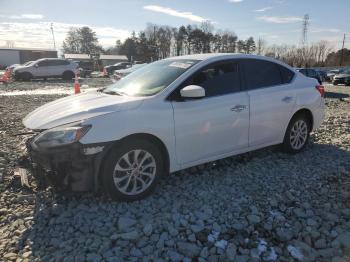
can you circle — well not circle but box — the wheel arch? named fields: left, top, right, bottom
left=290, top=108, right=314, bottom=132
left=94, top=132, right=170, bottom=190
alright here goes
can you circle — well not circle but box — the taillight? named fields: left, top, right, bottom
left=315, top=85, right=325, bottom=97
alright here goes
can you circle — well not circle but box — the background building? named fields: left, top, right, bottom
left=0, top=48, right=57, bottom=67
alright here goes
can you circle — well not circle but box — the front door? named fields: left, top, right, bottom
left=171, top=60, right=249, bottom=165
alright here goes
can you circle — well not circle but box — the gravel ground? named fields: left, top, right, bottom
left=0, top=80, right=350, bottom=262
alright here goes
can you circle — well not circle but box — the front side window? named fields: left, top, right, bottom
left=243, top=59, right=283, bottom=89
left=37, top=60, right=47, bottom=67
left=184, top=61, right=241, bottom=97
left=103, top=59, right=199, bottom=96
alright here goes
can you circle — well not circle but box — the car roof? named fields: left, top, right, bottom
left=165, top=53, right=295, bottom=70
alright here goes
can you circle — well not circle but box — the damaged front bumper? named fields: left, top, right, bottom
left=26, top=137, right=111, bottom=192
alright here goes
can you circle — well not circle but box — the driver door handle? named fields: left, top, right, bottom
left=231, top=105, right=247, bottom=112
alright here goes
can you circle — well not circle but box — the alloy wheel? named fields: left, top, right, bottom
left=290, top=120, right=308, bottom=150
left=113, top=149, right=156, bottom=195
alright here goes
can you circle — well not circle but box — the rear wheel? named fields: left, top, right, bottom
left=101, top=140, right=164, bottom=201
left=282, top=115, right=310, bottom=153
left=62, top=71, right=74, bottom=80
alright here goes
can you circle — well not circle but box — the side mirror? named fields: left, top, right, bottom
left=180, top=85, right=205, bottom=99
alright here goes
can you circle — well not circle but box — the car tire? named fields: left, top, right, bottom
left=282, top=114, right=310, bottom=154
left=21, top=72, right=32, bottom=81
left=62, top=71, right=75, bottom=80
left=101, top=139, right=164, bottom=201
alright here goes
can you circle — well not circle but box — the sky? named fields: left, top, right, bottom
left=0, top=0, right=349, bottom=51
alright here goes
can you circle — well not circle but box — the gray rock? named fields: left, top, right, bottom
left=119, top=231, right=139, bottom=240
left=143, top=223, right=153, bottom=236
left=314, top=238, right=327, bottom=249
left=225, top=243, right=237, bottom=261
left=167, top=250, right=183, bottom=262
left=118, top=217, right=136, bottom=231
left=200, top=247, right=209, bottom=258
left=177, top=242, right=201, bottom=258
left=130, top=247, right=143, bottom=257
left=276, top=227, right=294, bottom=242
left=191, top=224, right=204, bottom=233
left=235, top=255, right=249, bottom=262
left=334, top=232, right=350, bottom=248
left=247, top=215, right=260, bottom=224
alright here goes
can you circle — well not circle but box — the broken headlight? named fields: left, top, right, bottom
left=32, top=125, right=91, bottom=148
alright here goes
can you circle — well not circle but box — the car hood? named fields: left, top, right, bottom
left=334, top=74, right=350, bottom=78
left=23, top=90, right=144, bottom=130
left=13, top=65, right=29, bottom=72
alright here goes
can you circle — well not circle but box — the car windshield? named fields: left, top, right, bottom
left=103, top=59, right=199, bottom=96
left=24, top=61, right=33, bottom=66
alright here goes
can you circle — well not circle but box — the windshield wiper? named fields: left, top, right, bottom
left=103, top=90, right=125, bottom=96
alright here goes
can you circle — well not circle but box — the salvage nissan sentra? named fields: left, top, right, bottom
left=23, top=54, right=325, bottom=201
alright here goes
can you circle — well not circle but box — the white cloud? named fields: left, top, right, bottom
left=143, top=5, right=210, bottom=23
left=229, top=0, right=243, bottom=3
left=0, top=14, right=44, bottom=19
left=254, top=7, right=273, bottom=12
left=257, top=15, right=303, bottom=24
left=0, top=22, right=131, bottom=49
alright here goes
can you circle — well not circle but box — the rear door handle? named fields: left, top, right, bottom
left=282, top=96, right=293, bottom=103
left=231, top=105, right=247, bottom=112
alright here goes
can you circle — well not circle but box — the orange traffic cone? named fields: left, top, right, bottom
left=0, top=69, right=10, bottom=84
left=74, top=70, right=80, bottom=94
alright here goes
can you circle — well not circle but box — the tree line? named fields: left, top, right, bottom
left=62, top=24, right=350, bottom=67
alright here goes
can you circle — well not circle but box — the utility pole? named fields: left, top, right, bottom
left=300, top=14, right=309, bottom=67
left=50, top=23, right=56, bottom=49
left=301, top=14, right=309, bottom=47
left=340, top=33, right=346, bottom=66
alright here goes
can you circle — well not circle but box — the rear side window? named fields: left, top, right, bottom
left=186, top=61, right=241, bottom=97
left=243, top=59, right=282, bottom=89
left=47, top=60, right=69, bottom=66
left=279, top=65, right=294, bottom=84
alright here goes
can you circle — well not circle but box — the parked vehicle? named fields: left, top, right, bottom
left=76, top=61, right=94, bottom=78
left=326, top=69, right=340, bottom=82
left=296, top=68, right=322, bottom=84
left=23, top=54, right=325, bottom=201
left=113, top=63, right=147, bottom=81
left=103, top=62, right=131, bottom=77
left=332, top=68, right=350, bottom=85
left=316, top=70, right=327, bottom=82
left=13, top=58, right=78, bottom=81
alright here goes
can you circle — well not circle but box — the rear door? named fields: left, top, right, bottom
left=34, top=60, right=49, bottom=77
left=171, top=60, right=249, bottom=165
left=242, top=59, right=296, bottom=146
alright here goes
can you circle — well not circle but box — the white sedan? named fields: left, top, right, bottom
left=23, top=54, right=325, bottom=201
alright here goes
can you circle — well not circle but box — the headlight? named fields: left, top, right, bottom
left=32, top=125, right=91, bottom=148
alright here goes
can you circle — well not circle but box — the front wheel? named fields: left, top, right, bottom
left=282, top=115, right=310, bottom=153
left=101, top=140, right=164, bottom=201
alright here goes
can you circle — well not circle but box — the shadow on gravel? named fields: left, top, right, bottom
left=325, top=91, right=350, bottom=99
left=16, top=142, right=350, bottom=260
